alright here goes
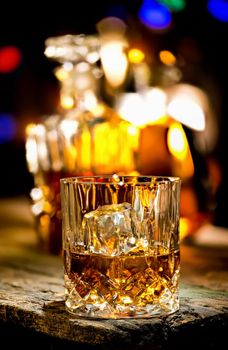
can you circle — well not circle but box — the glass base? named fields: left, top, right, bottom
left=65, top=276, right=179, bottom=319
left=65, top=303, right=179, bottom=319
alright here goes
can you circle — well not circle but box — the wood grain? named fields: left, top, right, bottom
left=0, top=197, right=227, bottom=349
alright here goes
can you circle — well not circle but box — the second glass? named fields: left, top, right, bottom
left=61, top=175, right=181, bottom=319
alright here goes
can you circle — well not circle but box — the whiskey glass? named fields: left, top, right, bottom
left=61, top=175, right=181, bottom=318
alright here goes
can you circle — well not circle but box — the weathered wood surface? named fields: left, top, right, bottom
left=0, top=197, right=227, bottom=349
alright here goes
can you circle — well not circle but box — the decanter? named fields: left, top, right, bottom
left=25, top=34, right=138, bottom=254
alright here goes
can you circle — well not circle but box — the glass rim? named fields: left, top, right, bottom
left=60, top=175, right=181, bottom=185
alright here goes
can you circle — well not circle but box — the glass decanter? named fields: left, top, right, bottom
left=25, top=34, right=139, bottom=254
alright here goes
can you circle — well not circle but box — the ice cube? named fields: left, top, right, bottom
left=82, top=202, right=143, bottom=256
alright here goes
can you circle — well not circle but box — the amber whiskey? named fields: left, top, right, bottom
left=64, top=247, right=180, bottom=318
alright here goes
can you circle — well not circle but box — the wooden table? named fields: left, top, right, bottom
left=0, top=197, right=227, bottom=349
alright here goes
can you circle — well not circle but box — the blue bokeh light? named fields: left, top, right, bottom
left=139, top=0, right=172, bottom=30
left=208, top=0, right=228, bottom=22
left=0, top=113, right=16, bottom=143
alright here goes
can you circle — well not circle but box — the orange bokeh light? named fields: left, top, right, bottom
left=159, top=50, right=176, bottom=65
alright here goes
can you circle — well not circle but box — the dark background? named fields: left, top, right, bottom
left=0, top=1, right=227, bottom=225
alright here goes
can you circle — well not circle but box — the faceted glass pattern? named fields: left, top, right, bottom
left=61, top=175, right=181, bottom=318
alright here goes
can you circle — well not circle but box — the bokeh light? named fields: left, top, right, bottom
left=139, top=0, right=172, bottom=30
left=157, top=0, right=186, bottom=12
left=159, top=50, right=176, bottom=65
left=167, top=93, right=205, bottom=131
left=207, top=0, right=228, bottom=22
left=0, top=113, right=16, bottom=143
left=167, top=122, right=188, bottom=161
left=128, top=48, right=145, bottom=64
left=0, top=46, right=22, bottom=73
